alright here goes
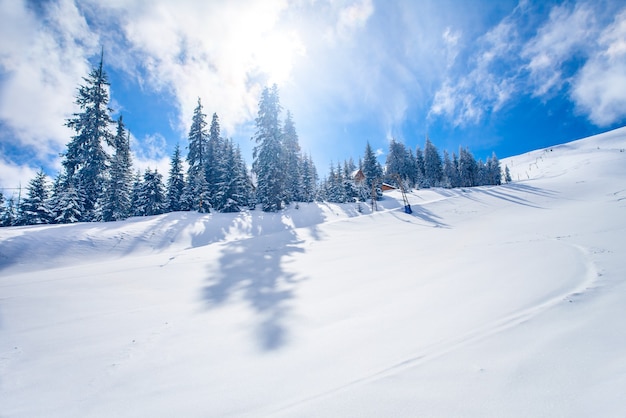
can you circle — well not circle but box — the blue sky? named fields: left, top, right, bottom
left=1, top=0, right=625, bottom=196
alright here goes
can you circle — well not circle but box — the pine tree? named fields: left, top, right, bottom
left=282, top=110, right=303, bottom=204
left=185, top=98, right=210, bottom=212
left=252, top=84, right=284, bottom=212
left=102, top=116, right=133, bottom=222
left=62, top=52, right=114, bottom=221
left=301, top=154, right=318, bottom=202
left=137, top=169, right=166, bottom=216
left=0, top=193, right=5, bottom=225
left=129, top=171, right=143, bottom=216
left=362, top=142, right=383, bottom=199
left=424, top=137, right=443, bottom=187
left=414, top=146, right=425, bottom=187
left=54, top=182, right=83, bottom=224
left=19, top=170, right=52, bottom=225
left=220, top=139, right=251, bottom=212
left=487, top=152, right=502, bottom=185
left=504, top=165, right=512, bottom=183
left=166, top=143, right=186, bottom=212
left=442, top=150, right=457, bottom=188
left=458, top=147, right=478, bottom=187
left=206, top=112, right=225, bottom=210
left=2, top=196, right=17, bottom=226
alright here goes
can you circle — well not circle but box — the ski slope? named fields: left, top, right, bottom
left=1, top=127, right=626, bottom=417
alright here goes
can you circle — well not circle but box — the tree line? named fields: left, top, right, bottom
left=0, top=56, right=510, bottom=227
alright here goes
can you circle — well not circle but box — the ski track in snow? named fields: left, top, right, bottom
left=266, top=239, right=601, bottom=416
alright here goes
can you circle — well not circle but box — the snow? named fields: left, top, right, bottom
left=2, top=127, right=626, bottom=417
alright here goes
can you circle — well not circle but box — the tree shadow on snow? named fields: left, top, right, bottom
left=201, top=210, right=315, bottom=351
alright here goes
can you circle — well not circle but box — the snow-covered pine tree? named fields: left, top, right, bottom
left=441, top=150, right=452, bottom=188
left=101, top=116, right=133, bottom=222
left=166, top=143, right=185, bottom=212
left=504, top=165, right=512, bottom=183
left=252, top=84, right=284, bottom=212
left=385, top=139, right=414, bottom=188
left=219, top=139, right=251, bottom=212
left=62, top=52, right=114, bottom=221
left=0, top=193, right=5, bottom=225
left=185, top=98, right=210, bottom=213
left=362, top=142, right=383, bottom=199
left=129, top=170, right=143, bottom=216
left=137, top=169, right=166, bottom=216
left=206, top=112, right=225, bottom=210
left=487, top=152, right=502, bottom=185
left=458, top=147, right=478, bottom=187
left=414, top=146, right=425, bottom=187
left=54, top=182, right=83, bottom=224
left=423, top=137, right=443, bottom=187
left=19, top=170, right=52, bottom=225
left=300, top=153, right=318, bottom=202
left=282, top=110, right=303, bottom=204
left=1, top=196, right=17, bottom=226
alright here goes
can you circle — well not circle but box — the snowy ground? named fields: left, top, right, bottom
left=1, top=127, right=626, bottom=417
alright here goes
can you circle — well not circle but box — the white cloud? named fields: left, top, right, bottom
left=571, top=10, right=626, bottom=126
left=521, top=3, right=597, bottom=97
left=0, top=0, right=97, bottom=159
left=429, top=1, right=626, bottom=128
left=0, top=157, right=39, bottom=199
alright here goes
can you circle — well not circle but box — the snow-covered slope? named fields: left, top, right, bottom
left=1, top=127, right=625, bottom=417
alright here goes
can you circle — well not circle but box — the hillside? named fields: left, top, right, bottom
left=1, top=127, right=626, bottom=417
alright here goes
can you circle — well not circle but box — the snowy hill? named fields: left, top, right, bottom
left=1, top=127, right=626, bottom=417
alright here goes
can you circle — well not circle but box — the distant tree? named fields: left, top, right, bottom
left=166, top=143, right=186, bottom=212
left=19, top=170, right=52, bottom=225
left=504, top=165, right=512, bottom=183
left=486, top=152, right=502, bottom=185
left=102, top=116, right=133, bottom=222
left=62, top=52, right=114, bottom=220
left=252, top=84, right=284, bottom=212
left=362, top=142, right=383, bottom=193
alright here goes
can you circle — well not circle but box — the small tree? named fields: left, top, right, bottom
left=166, top=143, right=186, bottom=212
left=19, top=170, right=52, bottom=225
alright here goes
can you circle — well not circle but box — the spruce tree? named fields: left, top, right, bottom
left=54, top=182, right=83, bottom=224
left=102, top=116, right=133, bottom=222
left=2, top=196, right=17, bottom=226
left=185, top=98, right=210, bottom=212
left=362, top=142, right=383, bottom=199
left=206, top=112, right=225, bottom=210
left=252, top=84, right=284, bottom=212
left=62, top=52, right=114, bottom=220
left=424, top=137, right=443, bottom=187
left=166, top=143, right=186, bottom=212
left=301, top=154, right=318, bottom=202
left=137, top=169, right=166, bottom=216
left=19, top=170, right=52, bottom=225
left=282, top=110, right=303, bottom=203
left=504, top=165, right=512, bottom=183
